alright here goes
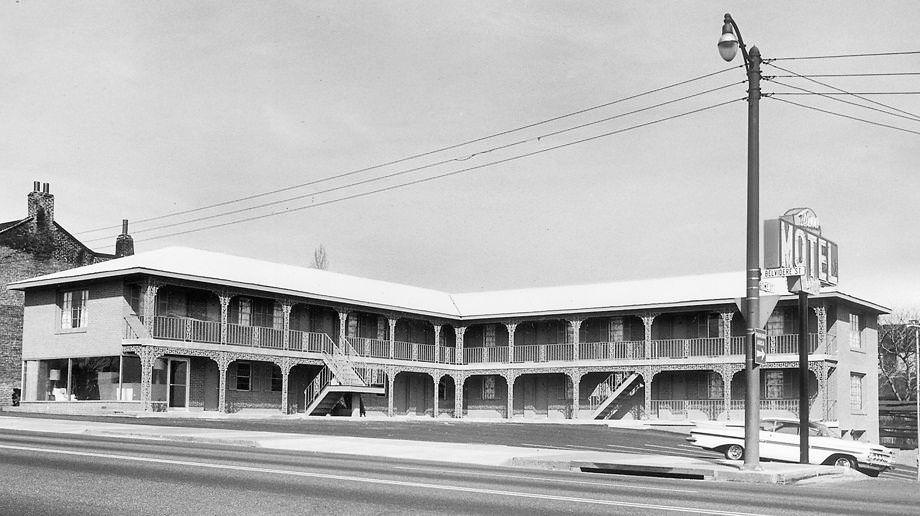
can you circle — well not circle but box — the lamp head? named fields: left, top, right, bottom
left=718, top=22, right=739, bottom=62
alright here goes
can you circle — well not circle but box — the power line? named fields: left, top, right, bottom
left=99, top=98, right=742, bottom=247
left=768, top=50, right=920, bottom=61
left=84, top=81, right=744, bottom=244
left=76, top=65, right=743, bottom=235
left=765, top=62, right=920, bottom=122
left=766, top=79, right=920, bottom=123
left=769, top=72, right=920, bottom=78
left=768, top=96, right=920, bottom=136
left=771, top=91, right=920, bottom=95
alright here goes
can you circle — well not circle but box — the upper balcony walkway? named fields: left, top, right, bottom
left=127, top=315, right=833, bottom=368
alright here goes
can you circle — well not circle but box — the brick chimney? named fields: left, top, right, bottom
left=27, top=181, right=54, bottom=228
left=115, top=219, right=135, bottom=257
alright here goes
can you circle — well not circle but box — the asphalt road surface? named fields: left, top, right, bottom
left=3, top=413, right=917, bottom=482
left=0, top=431, right=918, bottom=515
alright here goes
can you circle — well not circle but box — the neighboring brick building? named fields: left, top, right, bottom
left=0, top=181, right=133, bottom=406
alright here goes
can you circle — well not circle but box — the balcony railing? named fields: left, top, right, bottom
left=512, top=343, right=574, bottom=363
left=131, top=316, right=833, bottom=367
left=579, top=341, right=642, bottom=360
left=464, top=346, right=509, bottom=364
left=652, top=399, right=724, bottom=421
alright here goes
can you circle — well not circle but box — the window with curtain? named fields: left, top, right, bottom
left=60, top=290, right=88, bottom=329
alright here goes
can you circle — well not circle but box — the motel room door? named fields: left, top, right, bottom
left=167, top=358, right=190, bottom=409
left=203, top=360, right=219, bottom=411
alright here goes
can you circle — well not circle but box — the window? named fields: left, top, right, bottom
left=482, top=376, right=496, bottom=400
left=235, top=362, right=251, bottom=391
left=764, top=370, right=784, bottom=400
left=126, top=285, right=141, bottom=314
left=850, top=373, right=864, bottom=412
left=849, top=314, right=862, bottom=349
left=270, top=365, right=282, bottom=392
left=251, top=299, right=274, bottom=328
left=707, top=372, right=723, bottom=400
left=60, top=290, right=88, bottom=329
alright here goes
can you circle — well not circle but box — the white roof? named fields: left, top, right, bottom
left=8, top=246, right=888, bottom=318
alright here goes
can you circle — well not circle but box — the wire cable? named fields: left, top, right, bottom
left=771, top=91, right=920, bottom=95
left=766, top=79, right=920, bottom=123
left=768, top=50, right=920, bottom=61
left=84, top=81, right=744, bottom=243
left=92, top=98, right=742, bottom=247
left=766, top=62, right=920, bottom=121
left=76, top=65, right=743, bottom=235
left=770, top=72, right=920, bottom=78
left=768, top=96, right=920, bottom=136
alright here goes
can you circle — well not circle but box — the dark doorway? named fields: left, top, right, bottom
left=204, top=360, right=219, bottom=411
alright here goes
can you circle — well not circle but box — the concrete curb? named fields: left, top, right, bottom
left=88, top=429, right=265, bottom=448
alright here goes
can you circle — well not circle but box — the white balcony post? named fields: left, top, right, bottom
left=337, top=310, right=348, bottom=348
left=642, top=313, right=657, bottom=359
left=506, top=373, right=516, bottom=419
left=281, top=301, right=292, bottom=350
left=505, top=322, right=517, bottom=363
left=432, top=374, right=439, bottom=418
left=454, top=374, right=464, bottom=418
left=455, top=327, right=465, bottom=364
left=387, top=371, right=396, bottom=417
left=721, top=311, right=734, bottom=356
left=569, top=371, right=581, bottom=419
left=388, top=317, right=397, bottom=359
left=276, top=358, right=292, bottom=414
left=569, top=319, right=582, bottom=361
left=218, top=293, right=231, bottom=344
left=812, top=305, right=827, bottom=353
left=142, top=280, right=159, bottom=337
left=433, top=324, right=441, bottom=362
left=217, top=353, right=231, bottom=413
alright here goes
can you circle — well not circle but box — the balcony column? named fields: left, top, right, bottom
left=568, top=370, right=582, bottom=419
left=137, top=347, right=163, bottom=412
left=275, top=357, right=292, bottom=414
left=812, top=305, right=827, bottom=353
left=218, top=293, right=231, bottom=344
left=337, top=310, right=348, bottom=347
left=387, top=370, right=396, bottom=417
left=455, top=327, right=466, bottom=364
left=454, top=373, right=465, bottom=418
left=217, top=352, right=231, bottom=413
left=642, top=366, right=654, bottom=419
left=641, top=313, right=657, bottom=359
left=281, top=301, right=292, bottom=350
left=505, top=372, right=517, bottom=419
left=505, top=322, right=517, bottom=363
left=388, top=317, right=397, bottom=359
left=569, top=319, right=582, bottom=361
left=432, top=374, right=439, bottom=418
left=720, top=311, right=734, bottom=356
left=722, top=365, right=732, bottom=420
left=142, top=280, right=160, bottom=337
left=433, top=324, right=441, bottom=363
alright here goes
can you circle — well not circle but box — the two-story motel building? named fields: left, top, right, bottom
left=9, top=247, right=886, bottom=441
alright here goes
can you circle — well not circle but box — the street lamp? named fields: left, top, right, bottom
left=907, top=320, right=920, bottom=482
left=717, top=13, right=763, bottom=470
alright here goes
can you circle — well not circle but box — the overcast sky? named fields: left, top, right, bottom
left=2, top=2, right=919, bottom=311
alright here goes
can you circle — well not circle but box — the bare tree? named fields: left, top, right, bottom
left=311, top=244, right=329, bottom=270
left=878, top=310, right=920, bottom=401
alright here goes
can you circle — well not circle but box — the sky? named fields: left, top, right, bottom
left=1, top=2, right=919, bottom=311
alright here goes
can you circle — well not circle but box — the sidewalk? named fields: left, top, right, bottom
left=0, top=415, right=862, bottom=485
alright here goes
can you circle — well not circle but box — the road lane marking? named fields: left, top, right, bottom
left=0, top=443, right=764, bottom=515
left=390, top=465, right=698, bottom=493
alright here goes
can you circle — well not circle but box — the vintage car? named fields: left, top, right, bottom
left=686, top=418, right=895, bottom=475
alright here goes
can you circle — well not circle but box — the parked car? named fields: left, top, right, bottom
left=686, top=418, right=895, bottom=475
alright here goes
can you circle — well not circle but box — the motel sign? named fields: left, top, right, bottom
left=763, top=208, right=838, bottom=287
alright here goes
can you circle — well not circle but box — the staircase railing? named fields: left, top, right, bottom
left=587, top=371, right=637, bottom=412
left=304, top=366, right=333, bottom=410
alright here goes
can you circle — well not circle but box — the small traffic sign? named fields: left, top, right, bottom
left=753, top=328, right=767, bottom=365
left=762, top=266, right=805, bottom=278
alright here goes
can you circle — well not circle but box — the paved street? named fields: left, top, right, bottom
left=0, top=428, right=918, bottom=514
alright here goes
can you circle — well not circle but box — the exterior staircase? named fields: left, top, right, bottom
left=589, top=372, right=642, bottom=420
left=304, top=336, right=385, bottom=416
